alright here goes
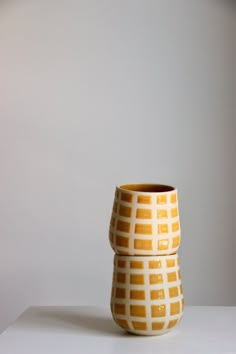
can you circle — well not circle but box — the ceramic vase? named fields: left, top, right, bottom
left=109, top=184, right=181, bottom=255
left=109, top=183, right=184, bottom=336
left=111, top=254, right=184, bottom=335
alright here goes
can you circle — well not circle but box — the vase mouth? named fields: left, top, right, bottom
left=117, top=183, right=175, bottom=194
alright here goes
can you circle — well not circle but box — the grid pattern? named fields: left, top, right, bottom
left=109, top=188, right=181, bottom=255
left=111, top=254, right=184, bottom=335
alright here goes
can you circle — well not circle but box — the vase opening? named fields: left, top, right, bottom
left=118, top=184, right=174, bottom=193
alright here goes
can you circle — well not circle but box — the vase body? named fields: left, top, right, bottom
left=111, top=254, right=184, bottom=335
left=109, top=184, right=181, bottom=255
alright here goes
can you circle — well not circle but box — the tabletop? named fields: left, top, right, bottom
left=0, top=306, right=235, bottom=353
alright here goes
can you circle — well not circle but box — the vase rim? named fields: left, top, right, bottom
left=117, top=183, right=176, bottom=194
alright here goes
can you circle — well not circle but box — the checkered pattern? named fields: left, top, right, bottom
left=111, top=254, right=184, bottom=335
left=109, top=188, right=181, bottom=255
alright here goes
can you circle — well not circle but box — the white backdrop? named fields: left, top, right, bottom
left=0, top=0, right=235, bottom=333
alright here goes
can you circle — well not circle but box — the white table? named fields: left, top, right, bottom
left=0, top=306, right=235, bottom=353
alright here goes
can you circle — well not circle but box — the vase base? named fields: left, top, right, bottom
left=126, top=329, right=170, bottom=336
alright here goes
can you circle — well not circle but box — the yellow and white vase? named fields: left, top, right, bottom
left=109, top=184, right=181, bottom=256
left=109, top=183, right=184, bottom=336
left=111, top=254, right=184, bottom=335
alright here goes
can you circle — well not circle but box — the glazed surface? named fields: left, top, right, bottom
left=111, top=254, right=184, bottom=335
left=109, top=188, right=181, bottom=255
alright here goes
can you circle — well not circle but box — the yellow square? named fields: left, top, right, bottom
left=150, top=289, right=165, bottom=300
left=167, top=319, right=178, bottom=329
left=171, top=208, right=178, bottom=217
left=157, top=209, right=168, bottom=219
left=115, top=303, right=126, bottom=315
left=167, top=272, right=177, bottom=282
left=115, top=319, right=129, bottom=330
left=149, top=274, right=163, bottom=284
left=172, top=236, right=180, bottom=248
left=119, top=205, right=132, bottom=217
left=152, top=322, right=165, bottom=330
left=130, top=261, right=144, bottom=269
left=170, top=301, right=180, bottom=315
left=115, top=288, right=126, bottom=299
left=135, top=224, right=152, bottom=234
left=149, top=260, right=162, bottom=269
left=158, top=224, right=169, bottom=234
left=157, top=194, right=167, bottom=204
left=130, top=305, right=146, bottom=317
left=132, top=321, right=147, bottom=330
left=136, top=208, right=152, bottom=219
left=137, top=195, right=151, bottom=204
left=151, top=305, right=166, bottom=317
left=166, top=259, right=175, bottom=268
left=116, top=235, right=129, bottom=248
left=130, top=290, right=145, bottom=300
left=117, top=272, right=126, bottom=283
left=134, top=239, right=153, bottom=250
left=110, top=217, right=115, bottom=227
left=172, top=221, right=180, bottom=232
left=170, top=193, right=177, bottom=203
left=117, top=220, right=130, bottom=233
left=168, top=286, right=179, bottom=298
left=117, top=260, right=126, bottom=268
left=113, top=202, right=117, bottom=213
left=121, top=192, right=133, bottom=203
left=158, top=239, right=169, bottom=250
left=130, top=274, right=145, bottom=285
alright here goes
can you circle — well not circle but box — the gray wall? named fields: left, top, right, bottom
left=0, top=0, right=235, bottom=333
left=234, top=5, right=236, bottom=304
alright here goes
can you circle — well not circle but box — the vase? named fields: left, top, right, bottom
left=111, top=254, right=184, bottom=335
left=109, top=183, right=181, bottom=255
